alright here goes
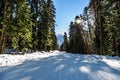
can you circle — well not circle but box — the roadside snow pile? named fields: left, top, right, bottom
left=86, top=54, right=120, bottom=69
left=0, top=50, right=60, bottom=67
left=102, top=56, right=120, bottom=69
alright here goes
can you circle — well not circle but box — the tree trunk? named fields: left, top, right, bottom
left=0, top=1, right=8, bottom=54
left=113, top=37, right=118, bottom=56
left=0, top=33, right=5, bottom=54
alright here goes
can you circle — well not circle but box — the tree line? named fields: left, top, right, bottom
left=61, top=0, right=120, bottom=56
left=0, top=0, right=57, bottom=54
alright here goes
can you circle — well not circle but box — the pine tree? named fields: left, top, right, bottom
left=37, top=0, right=56, bottom=51
left=87, top=0, right=120, bottom=55
left=68, top=15, right=87, bottom=54
left=31, top=0, right=40, bottom=51
left=60, top=32, right=68, bottom=51
left=11, top=0, right=33, bottom=52
left=68, top=21, right=75, bottom=52
left=0, top=0, right=57, bottom=53
left=0, top=0, right=5, bottom=54
left=0, top=0, right=13, bottom=54
left=83, top=6, right=95, bottom=54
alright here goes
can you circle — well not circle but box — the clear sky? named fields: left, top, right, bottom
left=53, top=0, right=89, bottom=35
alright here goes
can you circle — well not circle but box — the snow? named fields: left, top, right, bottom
left=0, top=52, right=120, bottom=80
left=79, top=66, right=91, bottom=73
left=0, top=51, right=60, bottom=67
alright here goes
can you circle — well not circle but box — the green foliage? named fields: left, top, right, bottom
left=66, top=0, right=120, bottom=55
left=37, top=0, right=56, bottom=51
left=87, top=0, right=120, bottom=55
left=68, top=16, right=87, bottom=54
left=60, top=32, right=68, bottom=51
left=11, top=0, right=33, bottom=52
left=0, top=0, right=57, bottom=54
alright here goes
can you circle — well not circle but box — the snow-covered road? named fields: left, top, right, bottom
left=0, top=52, right=120, bottom=80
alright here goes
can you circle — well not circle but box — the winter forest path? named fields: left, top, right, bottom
left=0, top=52, right=120, bottom=80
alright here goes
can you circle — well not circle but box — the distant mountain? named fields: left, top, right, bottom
left=56, top=34, right=64, bottom=46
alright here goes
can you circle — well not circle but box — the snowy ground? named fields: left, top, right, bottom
left=0, top=51, right=120, bottom=80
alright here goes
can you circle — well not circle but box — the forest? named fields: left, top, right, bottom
left=0, top=0, right=120, bottom=56
left=0, top=0, right=58, bottom=54
left=61, top=0, right=120, bottom=56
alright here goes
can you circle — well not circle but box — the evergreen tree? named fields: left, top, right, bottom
left=11, top=0, right=33, bottom=52
left=31, top=0, right=41, bottom=51
left=0, top=0, right=13, bottom=54
left=0, top=0, right=5, bottom=54
left=68, top=21, right=75, bottom=52
left=87, top=0, right=120, bottom=55
left=68, top=15, right=87, bottom=54
left=37, top=0, right=56, bottom=51
left=60, top=32, right=68, bottom=51
left=83, top=6, right=95, bottom=54
left=0, top=0, right=57, bottom=54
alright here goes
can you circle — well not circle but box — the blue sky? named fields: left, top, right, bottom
left=53, top=0, right=89, bottom=35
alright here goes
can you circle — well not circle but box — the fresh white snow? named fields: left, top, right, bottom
left=0, top=51, right=120, bottom=80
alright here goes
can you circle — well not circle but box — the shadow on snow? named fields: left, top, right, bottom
left=0, top=52, right=120, bottom=80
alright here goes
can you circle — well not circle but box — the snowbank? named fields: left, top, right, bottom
left=0, top=50, right=60, bottom=67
